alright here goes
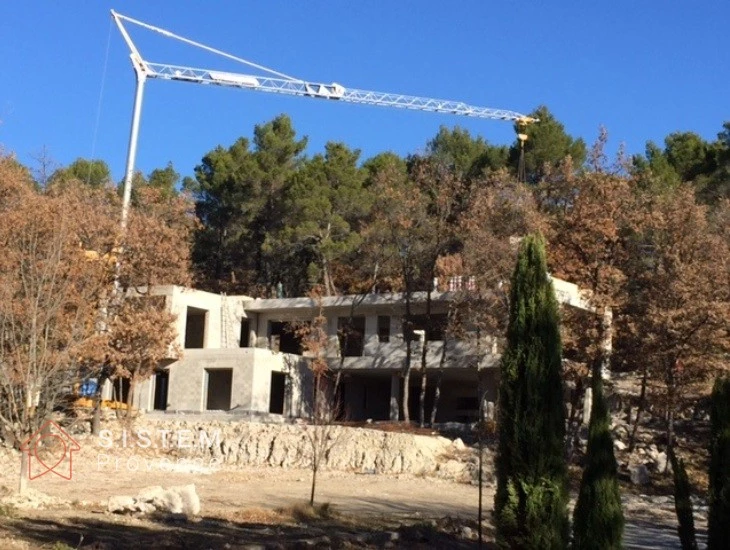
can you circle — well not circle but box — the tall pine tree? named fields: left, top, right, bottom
left=708, top=376, right=730, bottom=548
left=572, top=371, right=624, bottom=549
left=494, top=233, right=568, bottom=549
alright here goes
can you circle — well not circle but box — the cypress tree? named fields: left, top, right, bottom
left=708, top=376, right=730, bottom=549
left=494, top=233, right=568, bottom=549
left=572, top=370, right=624, bottom=549
left=669, top=447, right=698, bottom=550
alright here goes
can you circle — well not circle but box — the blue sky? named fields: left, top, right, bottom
left=1, top=2, right=728, bottom=183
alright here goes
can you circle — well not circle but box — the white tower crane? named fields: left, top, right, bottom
left=111, top=10, right=537, bottom=225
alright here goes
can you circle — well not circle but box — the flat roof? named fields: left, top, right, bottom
left=242, top=291, right=454, bottom=313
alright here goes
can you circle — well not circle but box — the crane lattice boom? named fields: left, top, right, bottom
left=112, top=10, right=537, bottom=124
left=142, top=62, right=531, bottom=122
left=111, top=9, right=538, bottom=226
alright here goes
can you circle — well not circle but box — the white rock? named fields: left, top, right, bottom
left=135, top=486, right=165, bottom=503
left=614, top=440, right=627, bottom=451
left=107, top=495, right=136, bottom=513
left=172, top=484, right=201, bottom=516
left=654, top=452, right=670, bottom=474
left=452, top=438, right=466, bottom=450
left=135, top=484, right=200, bottom=516
left=135, top=501, right=157, bottom=514
left=154, top=489, right=184, bottom=514
left=629, top=464, right=650, bottom=485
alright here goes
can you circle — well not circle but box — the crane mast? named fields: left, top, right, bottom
left=111, top=10, right=537, bottom=223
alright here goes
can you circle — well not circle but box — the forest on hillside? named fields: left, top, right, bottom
left=2, top=104, right=729, bottom=467
left=18, top=106, right=730, bottom=300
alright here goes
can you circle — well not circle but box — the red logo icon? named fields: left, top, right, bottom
left=19, top=420, right=81, bottom=480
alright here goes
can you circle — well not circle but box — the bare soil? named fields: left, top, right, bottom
left=0, top=456, right=487, bottom=549
left=0, top=414, right=707, bottom=549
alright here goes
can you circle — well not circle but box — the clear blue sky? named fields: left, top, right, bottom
left=1, top=1, right=728, bottom=182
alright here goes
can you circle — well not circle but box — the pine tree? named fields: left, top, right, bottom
left=708, top=376, right=730, bottom=548
left=494, top=233, right=569, bottom=549
left=572, top=370, right=624, bottom=549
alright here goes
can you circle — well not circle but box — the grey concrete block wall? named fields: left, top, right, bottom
left=157, top=348, right=311, bottom=416
left=166, top=349, right=255, bottom=411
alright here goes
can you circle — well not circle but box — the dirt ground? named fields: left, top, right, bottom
left=0, top=441, right=707, bottom=549
left=0, top=457, right=488, bottom=549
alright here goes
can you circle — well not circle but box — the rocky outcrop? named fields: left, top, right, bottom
left=98, top=419, right=488, bottom=483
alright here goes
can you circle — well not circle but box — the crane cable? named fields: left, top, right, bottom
left=88, top=16, right=113, bottom=186
left=114, top=12, right=302, bottom=82
left=516, top=118, right=530, bottom=183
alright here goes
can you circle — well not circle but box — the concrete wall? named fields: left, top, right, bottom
left=145, top=348, right=310, bottom=417
left=247, top=301, right=496, bottom=370
left=150, top=286, right=255, bottom=351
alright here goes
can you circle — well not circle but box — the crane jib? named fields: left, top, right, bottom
left=145, top=61, right=531, bottom=122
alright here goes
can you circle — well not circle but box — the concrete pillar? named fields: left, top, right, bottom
left=583, top=387, right=593, bottom=425
left=101, top=379, right=113, bottom=401
left=390, top=373, right=401, bottom=421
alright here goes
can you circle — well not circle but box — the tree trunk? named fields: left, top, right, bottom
left=92, top=403, right=101, bottom=436
left=401, top=265, right=413, bottom=423
left=91, top=373, right=107, bottom=436
left=477, top=373, right=484, bottom=548
left=567, top=377, right=585, bottom=459
left=125, top=378, right=136, bottom=419
left=310, top=463, right=318, bottom=506
left=19, top=452, right=28, bottom=495
left=402, top=369, right=411, bottom=423
left=430, top=341, right=448, bottom=427
left=666, top=363, right=677, bottom=475
left=322, top=256, right=334, bottom=297
left=332, top=370, right=343, bottom=419
left=419, top=369, right=428, bottom=428
left=431, top=372, right=442, bottom=427
left=418, top=282, right=434, bottom=428
left=628, top=364, right=649, bottom=453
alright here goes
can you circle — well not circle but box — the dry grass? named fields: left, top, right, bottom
left=223, top=506, right=287, bottom=525
left=0, top=503, right=16, bottom=518
left=278, top=502, right=336, bottom=522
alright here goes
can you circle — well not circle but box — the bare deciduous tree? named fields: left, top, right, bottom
left=107, top=296, right=180, bottom=418
left=0, top=155, right=195, bottom=491
left=626, top=185, right=730, bottom=458
left=294, top=287, right=344, bottom=505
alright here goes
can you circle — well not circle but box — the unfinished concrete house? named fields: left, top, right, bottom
left=129, top=277, right=591, bottom=423
left=127, top=285, right=500, bottom=423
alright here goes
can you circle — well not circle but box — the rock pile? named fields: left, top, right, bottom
left=107, top=484, right=200, bottom=516
left=609, top=411, right=673, bottom=485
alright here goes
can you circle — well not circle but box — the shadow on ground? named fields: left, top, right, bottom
left=624, top=519, right=707, bottom=550
left=0, top=507, right=489, bottom=549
